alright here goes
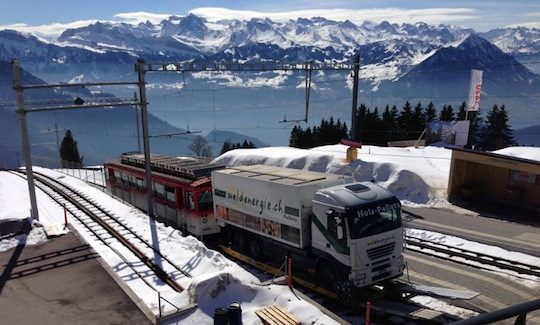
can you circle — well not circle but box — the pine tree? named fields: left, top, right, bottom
left=289, top=118, right=347, bottom=149
left=456, top=102, right=467, bottom=120
left=60, top=129, right=83, bottom=167
left=289, top=125, right=301, bottom=147
left=424, top=102, right=437, bottom=123
left=411, top=102, right=425, bottom=138
left=355, top=104, right=368, bottom=141
left=397, top=101, right=414, bottom=139
left=480, top=104, right=517, bottom=150
left=439, top=105, right=455, bottom=121
left=220, top=140, right=232, bottom=155
left=467, top=110, right=483, bottom=149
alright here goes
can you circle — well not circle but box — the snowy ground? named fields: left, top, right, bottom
left=1, top=144, right=539, bottom=324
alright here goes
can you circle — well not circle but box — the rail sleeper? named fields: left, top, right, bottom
left=255, top=304, right=300, bottom=325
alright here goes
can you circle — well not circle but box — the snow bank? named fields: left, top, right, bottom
left=493, top=146, right=540, bottom=161
left=214, top=144, right=452, bottom=205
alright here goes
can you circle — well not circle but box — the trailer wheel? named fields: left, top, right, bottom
left=316, top=261, right=337, bottom=290
left=248, top=236, right=263, bottom=260
left=232, top=230, right=247, bottom=253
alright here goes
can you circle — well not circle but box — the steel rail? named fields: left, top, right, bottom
left=8, top=170, right=162, bottom=292
left=405, top=235, right=540, bottom=278
left=12, top=169, right=187, bottom=292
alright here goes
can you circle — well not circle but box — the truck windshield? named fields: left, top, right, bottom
left=347, top=200, right=402, bottom=239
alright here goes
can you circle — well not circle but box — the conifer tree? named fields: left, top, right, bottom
left=439, top=104, right=455, bottom=121
left=424, top=102, right=437, bottom=123
left=456, top=102, right=467, bottom=120
left=289, top=125, right=301, bottom=147
left=479, top=104, right=517, bottom=150
left=355, top=104, right=368, bottom=141
left=220, top=140, right=232, bottom=155
left=289, top=118, right=347, bottom=148
left=397, top=101, right=414, bottom=139
left=381, top=105, right=398, bottom=145
left=60, top=129, right=83, bottom=167
left=411, top=102, right=425, bottom=138
left=467, top=110, right=483, bottom=149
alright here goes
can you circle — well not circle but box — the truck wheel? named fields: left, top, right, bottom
left=232, top=230, right=247, bottom=253
left=316, top=261, right=337, bottom=290
left=248, top=236, right=263, bottom=260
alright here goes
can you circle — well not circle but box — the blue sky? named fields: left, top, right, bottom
left=1, top=0, right=539, bottom=35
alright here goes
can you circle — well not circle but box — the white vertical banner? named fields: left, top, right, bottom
left=467, top=69, right=483, bottom=111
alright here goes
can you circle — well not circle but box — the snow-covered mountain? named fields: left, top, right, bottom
left=479, top=27, right=540, bottom=55
left=395, top=34, right=540, bottom=91
left=1, top=14, right=539, bottom=144
left=2, top=14, right=539, bottom=83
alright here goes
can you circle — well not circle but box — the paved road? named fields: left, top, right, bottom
left=0, top=231, right=150, bottom=325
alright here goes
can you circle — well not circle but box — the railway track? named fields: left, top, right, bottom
left=11, top=169, right=191, bottom=297
left=405, top=234, right=540, bottom=278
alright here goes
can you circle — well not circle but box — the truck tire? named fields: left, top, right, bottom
left=316, top=261, right=337, bottom=290
left=248, top=236, right=263, bottom=260
left=232, top=230, right=247, bottom=253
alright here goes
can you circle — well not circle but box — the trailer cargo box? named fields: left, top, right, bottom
left=212, top=165, right=352, bottom=249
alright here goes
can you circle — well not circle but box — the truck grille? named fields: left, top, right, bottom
left=367, top=242, right=395, bottom=260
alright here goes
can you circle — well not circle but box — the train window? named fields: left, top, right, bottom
left=154, top=183, right=165, bottom=198
left=114, top=170, right=121, bottom=179
left=166, top=186, right=175, bottom=202
left=198, top=190, right=212, bottom=210
left=136, top=178, right=145, bottom=191
left=186, top=192, right=195, bottom=210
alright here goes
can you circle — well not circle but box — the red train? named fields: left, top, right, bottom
left=104, top=152, right=224, bottom=236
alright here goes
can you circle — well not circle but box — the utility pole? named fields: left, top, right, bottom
left=12, top=59, right=40, bottom=221
left=351, top=54, right=360, bottom=141
left=136, top=59, right=154, bottom=219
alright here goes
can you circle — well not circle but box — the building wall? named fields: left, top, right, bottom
left=448, top=150, right=540, bottom=210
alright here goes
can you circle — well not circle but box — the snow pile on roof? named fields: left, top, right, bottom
left=493, top=146, right=540, bottom=162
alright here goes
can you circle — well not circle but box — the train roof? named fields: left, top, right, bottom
left=108, top=152, right=224, bottom=180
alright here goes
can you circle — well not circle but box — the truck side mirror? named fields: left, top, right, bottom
left=327, top=210, right=344, bottom=240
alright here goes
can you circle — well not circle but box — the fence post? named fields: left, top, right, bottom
left=365, top=301, right=371, bottom=325
left=287, top=255, right=292, bottom=288
left=63, top=204, right=68, bottom=229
